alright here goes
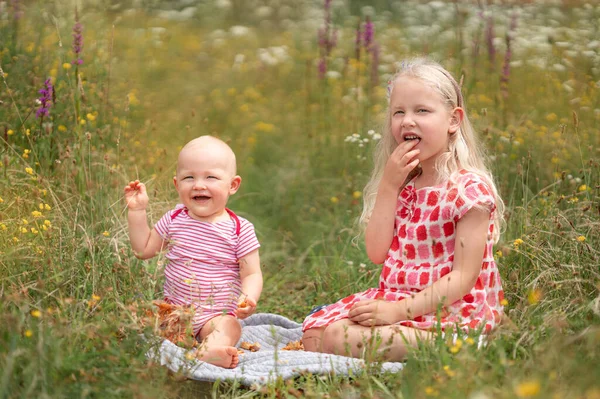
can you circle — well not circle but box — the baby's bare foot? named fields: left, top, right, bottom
left=196, top=346, right=239, bottom=368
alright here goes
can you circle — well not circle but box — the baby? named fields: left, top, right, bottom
left=124, top=136, right=262, bottom=368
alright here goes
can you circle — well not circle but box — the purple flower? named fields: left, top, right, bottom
left=10, top=0, right=23, bottom=20
left=485, top=15, right=495, bottom=65
left=363, top=17, right=374, bottom=51
left=36, top=78, right=53, bottom=119
left=72, top=12, right=83, bottom=65
left=316, top=0, right=337, bottom=78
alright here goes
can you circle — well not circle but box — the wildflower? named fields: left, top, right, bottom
left=0, top=223, right=6, bottom=231
left=7, top=129, right=14, bottom=135
left=0, top=196, right=3, bottom=203
left=465, top=337, right=475, bottom=345
left=352, top=191, right=362, bottom=199
left=24, top=330, right=33, bottom=338
left=513, top=238, right=524, bottom=248
left=25, top=129, right=30, bottom=136
left=330, top=196, right=339, bottom=204
left=363, top=17, right=374, bottom=50
left=20, top=227, right=28, bottom=233
left=514, top=380, right=541, bottom=397
left=448, top=338, right=463, bottom=354
left=72, top=11, right=84, bottom=65
left=31, top=309, right=42, bottom=318
left=44, top=204, right=51, bottom=211
left=443, top=365, right=455, bottom=377
left=80, top=119, right=86, bottom=125
left=424, top=386, right=438, bottom=396
left=495, top=250, right=503, bottom=258
left=31, top=211, right=42, bottom=218
left=21, top=219, right=28, bottom=225
left=12, top=237, right=19, bottom=243
left=30, top=227, right=39, bottom=234
left=102, top=231, right=110, bottom=237
left=86, top=113, right=96, bottom=121
left=36, top=78, right=53, bottom=119
left=501, top=298, right=509, bottom=306
left=528, top=289, right=542, bottom=305
left=578, top=184, right=587, bottom=192
left=58, top=125, right=67, bottom=132
left=576, top=236, right=586, bottom=242
left=92, top=294, right=101, bottom=301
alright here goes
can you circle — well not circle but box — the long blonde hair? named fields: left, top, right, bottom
left=359, top=58, right=504, bottom=242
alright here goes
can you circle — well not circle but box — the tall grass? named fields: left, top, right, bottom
left=1, top=0, right=599, bottom=397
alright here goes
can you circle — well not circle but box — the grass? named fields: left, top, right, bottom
left=1, top=0, right=599, bottom=398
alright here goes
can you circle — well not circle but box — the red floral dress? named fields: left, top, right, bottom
left=303, top=170, right=504, bottom=334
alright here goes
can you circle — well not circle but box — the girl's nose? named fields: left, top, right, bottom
left=402, top=115, right=416, bottom=127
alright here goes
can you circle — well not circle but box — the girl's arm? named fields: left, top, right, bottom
left=124, top=181, right=166, bottom=259
left=365, top=140, right=420, bottom=264
left=236, top=249, right=262, bottom=319
left=350, top=207, right=490, bottom=325
left=365, top=182, right=400, bottom=264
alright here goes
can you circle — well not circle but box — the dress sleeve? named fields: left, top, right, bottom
left=454, top=173, right=496, bottom=220
left=237, top=218, right=261, bottom=259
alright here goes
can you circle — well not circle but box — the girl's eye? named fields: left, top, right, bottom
left=183, top=176, right=193, bottom=180
left=418, top=109, right=429, bottom=113
left=207, top=176, right=218, bottom=180
left=394, top=110, right=404, bottom=115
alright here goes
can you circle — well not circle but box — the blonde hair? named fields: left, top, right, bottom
left=359, top=58, right=504, bottom=242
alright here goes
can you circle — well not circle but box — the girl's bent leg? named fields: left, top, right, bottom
left=321, top=319, right=434, bottom=361
left=302, top=327, right=326, bottom=352
left=195, top=315, right=242, bottom=368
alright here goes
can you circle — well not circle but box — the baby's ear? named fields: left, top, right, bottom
left=449, top=107, right=464, bottom=134
left=229, top=175, right=242, bottom=194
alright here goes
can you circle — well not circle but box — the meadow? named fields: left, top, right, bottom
left=0, top=0, right=599, bottom=397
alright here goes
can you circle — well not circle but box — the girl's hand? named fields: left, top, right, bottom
left=124, top=180, right=149, bottom=211
left=236, top=296, right=257, bottom=320
left=347, top=299, right=401, bottom=326
left=381, top=140, right=420, bottom=190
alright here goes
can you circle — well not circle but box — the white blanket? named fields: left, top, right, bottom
left=148, top=313, right=404, bottom=386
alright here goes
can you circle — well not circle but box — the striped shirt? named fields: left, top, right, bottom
left=154, top=204, right=260, bottom=335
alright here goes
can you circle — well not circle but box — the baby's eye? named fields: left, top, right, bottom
left=207, top=176, right=218, bottom=180
left=183, top=176, right=193, bottom=180
left=393, top=110, right=404, bottom=115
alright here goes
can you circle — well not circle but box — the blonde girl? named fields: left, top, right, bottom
left=302, top=58, right=505, bottom=361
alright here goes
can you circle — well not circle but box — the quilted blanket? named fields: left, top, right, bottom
left=147, top=313, right=404, bottom=386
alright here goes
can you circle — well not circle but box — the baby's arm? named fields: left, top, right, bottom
left=365, top=140, right=420, bottom=264
left=350, top=207, right=490, bottom=325
left=236, top=249, right=262, bottom=319
left=124, top=180, right=166, bottom=259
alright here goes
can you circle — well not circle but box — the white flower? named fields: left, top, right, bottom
left=230, top=25, right=250, bottom=37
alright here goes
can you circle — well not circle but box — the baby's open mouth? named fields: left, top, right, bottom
left=193, top=195, right=211, bottom=201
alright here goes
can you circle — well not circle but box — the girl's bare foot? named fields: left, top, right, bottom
left=195, top=346, right=239, bottom=368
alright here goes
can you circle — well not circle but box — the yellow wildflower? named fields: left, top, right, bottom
left=12, top=237, right=19, bottom=243
left=0, top=196, right=3, bottom=203
left=44, top=204, right=51, bottom=211
left=501, top=298, right=509, bottom=306
left=86, top=113, right=96, bottom=121
left=449, top=339, right=463, bottom=354
left=58, top=125, right=67, bottom=132
left=465, top=337, right=475, bottom=345
left=545, top=113, right=557, bottom=122
left=513, top=238, right=524, bottom=248
left=20, top=227, right=27, bottom=233
left=62, top=62, right=72, bottom=69
left=0, top=223, right=6, bottom=231
left=25, top=129, right=30, bottom=136
left=443, top=365, right=455, bottom=377
left=80, top=119, right=86, bottom=125
left=23, top=149, right=31, bottom=159
left=24, top=329, right=33, bottom=338
left=92, top=294, right=101, bottom=301
left=25, top=167, right=34, bottom=175
left=7, top=129, right=14, bottom=136
left=352, top=191, right=362, bottom=199
left=578, top=184, right=587, bottom=192
left=330, top=197, right=339, bottom=204
left=102, top=231, right=110, bottom=237
left=576, top=236, right=586, bottom=242
left=515, top=379, right=541, bottom=397
left=44, top=220, right=51, bottom=227
left=22, top=219, right=28, bottom=225
left=495, top=250, right=503, bottom=258
left=424, top=386, right=438, bottom=396
left=31, top=211, right=42, bottom=218
left=254, top=121, right=275, bottom=132
left=31, top=310, right=42, bottom=318
left=31, top=227, right=39, bottom=234
left=528, top=289, right=543, bottom=305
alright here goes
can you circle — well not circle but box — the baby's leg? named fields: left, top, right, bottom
left=195, top=314, right=242, bottom=368
left=302, top=327, right=326, bottom=352
left=321, top=319, right=434, bottom=361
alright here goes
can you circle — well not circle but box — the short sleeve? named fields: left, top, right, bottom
left=454, top=173, right=496, bottom=220
left=154, top=206, right=182, bottom=239
left=237, top=218, right=261, bottom=259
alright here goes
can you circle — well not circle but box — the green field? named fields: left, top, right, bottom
left=1, top=1, right=599, bottom=397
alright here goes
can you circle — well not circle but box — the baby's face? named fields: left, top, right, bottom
left=174, top=144, right=239, bottom=222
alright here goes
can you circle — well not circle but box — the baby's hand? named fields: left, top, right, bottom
left=236, top=296, right=257, bottom=320
left=124, top=180, right=149, bottom=211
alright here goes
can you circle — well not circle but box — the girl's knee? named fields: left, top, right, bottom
left=302, top=327, right=325, bottom=352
